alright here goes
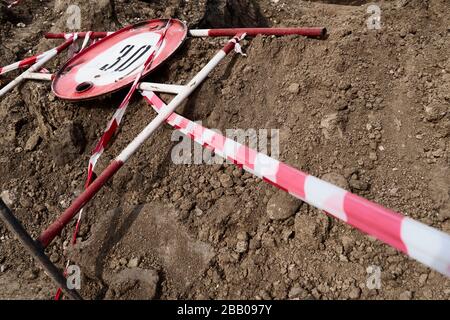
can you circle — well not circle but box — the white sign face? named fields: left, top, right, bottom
left=75, top=32, right=166, bottom=86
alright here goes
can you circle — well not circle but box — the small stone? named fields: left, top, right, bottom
left=194, top=207, right=203, bottom=216
left=49, top=253, right=60, bottom=263
left=418, top=273, right=428, bottom=286
left=0, top=190, right=14, bottom=207
left=119, top=258, right=127, bottom=266
left=288, top=285, right=304, bottom=298
left=348, top=287, right=361, bottom=299
left=109, top=259, right=119, bottom=269
left=24, top=269, right=38, bottom=280
left=423, top=289, right=433, bottom=299
left=369, top=152, right=378, bottom=161
left=232, top=168, right=243, bottom=178
left=24, top=132, right=41, bottom=151
left=19, top=196, right=32, bottom=208
left=424, top=102, right=447, bottom=122
left=339, top=254, right=349, bottom=262
left=311, top=288, right=321, bottom=299
left=320, top=113, right=342, bottom=140
left=219, top=173, right=234, bottom=188
left=237, top=231, right=249, bottom=241
left=0, top=265, right=6, bottom=273
left=341, top=235, right=354, bottom=252
left=180, top=200, right=194, bottom=211
left=399, top=28, right=407, bottom=38
left=267, top=190, right=302, bottom=220
left=287, top=83, right=300, bottom=94
left=399, top=290, right=413, bottom=300
left=209, top=177, right=221, bottom=189
left=128, top=257, right=140, bottom=268
left=16, top=22, right=26, bottom=28
left=282, top=228, right=294, bottom=241
left=321, top=172, right=349, bottom=190
left=338, top=81, right=351, bottom=91
left=349, top=179, right=369, bottom=191
left=235, top=240, right=248, bottom=253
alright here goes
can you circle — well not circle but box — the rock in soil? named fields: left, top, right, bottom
left=267, top=190, right=302, bottom=220
left=321, top=172, right=349, bottom=190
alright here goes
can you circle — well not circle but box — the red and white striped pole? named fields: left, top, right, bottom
left=44, top=31, right=113, bottom=40
left=79, top=31, right=93, bottom=52
left=23, top=72, right=54, bottom=81
left=6, top=0, right=19, bottom=8
left=44, top=27, right=326, bottom=40
left=0, top=52, right=49, bottom=76
left=36, top=33, right=246, bottom=249
left=141, top=90, right=450, bottom=278
left=189, top=27, right=326, bottom=37
left=0, top=35, right=78, bottom=97
left=0, top=37, right=78, bottom=76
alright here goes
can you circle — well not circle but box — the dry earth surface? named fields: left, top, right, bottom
left=0, top=0, right=449, bottom=299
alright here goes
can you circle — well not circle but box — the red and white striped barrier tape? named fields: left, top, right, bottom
left=141, top=90, right=450, bottom=278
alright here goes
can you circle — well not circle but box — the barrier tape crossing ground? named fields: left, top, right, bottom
left=141, top=90, right=450, bottom=278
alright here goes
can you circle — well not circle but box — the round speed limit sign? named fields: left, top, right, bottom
left=52, top=19, right=187, bottom=101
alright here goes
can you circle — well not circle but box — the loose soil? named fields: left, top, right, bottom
left=0, top=0, right=449, bottom=300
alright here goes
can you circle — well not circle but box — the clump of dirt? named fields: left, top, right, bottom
left=0, top=0, right=449, bottom=300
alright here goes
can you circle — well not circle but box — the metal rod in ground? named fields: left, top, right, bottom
left=36, top=33, right=246, bottom=249
left=44, top=27, right=326, bottom=40
left=0, top=199, right=83, bottom=300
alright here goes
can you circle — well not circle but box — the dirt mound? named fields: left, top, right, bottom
left=0, top=0, right=449, bottom=300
